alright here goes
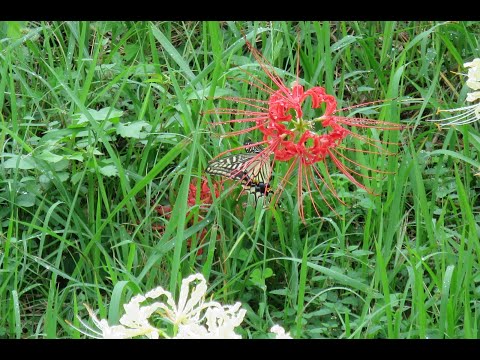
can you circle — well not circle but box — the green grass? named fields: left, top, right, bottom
left=1, top=20, right=480, bottom=339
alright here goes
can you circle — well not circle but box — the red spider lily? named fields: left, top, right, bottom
left=154, top=204, right=172, bottom=217
left=207, top=39, right=404, bottom=220
left=185, top=179, right=222, bottom=256
left=155, top=178, right=220, bottom=215
left=152, top=178, right=221, bottom=256
left=187, top=177, right=222, bottom=211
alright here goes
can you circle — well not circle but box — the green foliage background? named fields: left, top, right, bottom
left=1, top=21, right=480, bottom=338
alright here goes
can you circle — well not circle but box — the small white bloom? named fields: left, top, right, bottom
left=270, top=324, right=293, bottom=339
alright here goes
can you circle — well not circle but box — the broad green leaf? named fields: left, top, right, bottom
left=36, top=150, right=64, bottom=163
left=99, top=165, right=118, bottom=177
left=72, top=107, right=124, bottom=125
left=3, top=156, right=36, bottom=169
left=17, top=193, right=36, bottom=207
left=116, top=121, right=151, bottom=139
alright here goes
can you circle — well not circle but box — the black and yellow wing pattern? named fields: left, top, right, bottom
left=205, top=140, right=273, bottom=198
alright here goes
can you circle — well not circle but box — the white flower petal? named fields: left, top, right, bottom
left=201, top=302, right=246, bottom=339
left=466, top=91, right=480, bottom=102
left=466, top=78, right=480, bottom=91
left=270, top=324, right=293, bottom=339
left=175, top=323, right=210, bottom=339
left=176, top=274, right=208, bottom=325
left=104, top=325, right=139, bottom=339
left=145, top=286, right=170, bottom=299
left=464, top=58, right=480, bottom=69
left=84, top=304, right=136, bottom=339
left=463, top=59, right=480, bottom=91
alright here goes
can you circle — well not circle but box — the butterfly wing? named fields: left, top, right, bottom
left=244, top=139, right=265, bottom=154
left=205, top=140, right=273, bottom=198
left=205, top=153, right=257, bottom=183
left=243, top=139, right=273, bottom=186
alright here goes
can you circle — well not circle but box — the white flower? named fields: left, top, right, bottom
left=174, top=302, right=246, bottom=339
left=200, top=302, right=246, bottom=338
left=73, top=273, right=247, bottom=339
left=175, top=304, right=246, bottom=340
left=149, top=273, right=219, bottom=327
left=429, top=58, right=480, bottom=126
left=270, top=324, right=293, bottom=339
left=167, top=278, right=246, bottom=338
left=146, top=274, right=247, bottom=338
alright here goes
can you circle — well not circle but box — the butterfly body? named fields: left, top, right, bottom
left=248, top=181, right=272, bottom=199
